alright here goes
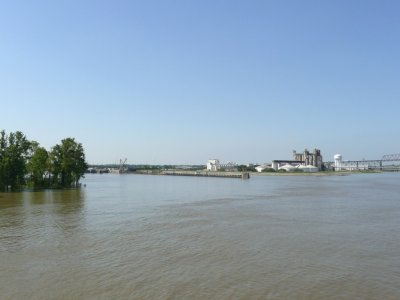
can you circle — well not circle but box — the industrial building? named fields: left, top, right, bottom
left=207, top=159, right=238, bottom=171
left=207, top=159, right=220, bottom=171
left=255, top=164, right=272, bottom=172
left=272, top=148, right=324, bottom=171
left=293, top=149, right=323, bottom=170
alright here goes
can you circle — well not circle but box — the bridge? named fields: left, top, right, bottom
left=382, top=154, right=400, bottom=161
left=331, top=153, right=400, bottom=171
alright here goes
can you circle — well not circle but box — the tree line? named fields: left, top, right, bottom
left=0, top=130, right=88, bottom=191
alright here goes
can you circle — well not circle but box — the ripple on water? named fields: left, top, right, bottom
left=1, top=173, right=400, bottom=299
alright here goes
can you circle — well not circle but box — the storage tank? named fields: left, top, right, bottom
left=334, top=154, right=342, bottom=171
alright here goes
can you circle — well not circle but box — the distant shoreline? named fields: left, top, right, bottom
left=252, top=170, right=386, bottom=176
left=251, top=171, right=369, bottom=176
left=126, top=170, right=384, bottom=178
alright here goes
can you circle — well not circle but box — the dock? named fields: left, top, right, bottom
left=161, top=170, right=250, bottom=179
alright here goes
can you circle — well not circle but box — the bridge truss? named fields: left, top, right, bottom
left=382, top=154, right=400, bottom=161
left=328, top=153, right=400, bottom=171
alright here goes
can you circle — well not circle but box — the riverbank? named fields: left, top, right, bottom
left=253, top=170, right=384, bottom=176
left=130, top=169, right=383, bottom=178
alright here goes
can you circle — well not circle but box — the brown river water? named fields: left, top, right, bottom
left=1, top=173, right=400, bottom=299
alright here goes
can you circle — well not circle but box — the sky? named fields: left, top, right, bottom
left=1, top=0, right=399, bottom=165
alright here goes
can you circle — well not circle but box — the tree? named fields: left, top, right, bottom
left=0, top=130, right=7, bottom=189
left=262, top=168, right=276, bottom=173
left=1, top=129, right=88, bottom=191
left=237, top=165, right=257, bottom=172
left=0, top=130, right=31, bottom=190
left=50, top=138, right=88, bottom=187
left=27, top=145, right=50, bottom=188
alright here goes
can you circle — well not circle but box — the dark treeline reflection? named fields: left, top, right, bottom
left=0, top=189, right=86, bottom=251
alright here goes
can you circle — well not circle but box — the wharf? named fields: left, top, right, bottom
left=161, top=170, right=250, bottom=179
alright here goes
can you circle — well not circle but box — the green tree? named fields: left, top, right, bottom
left=1, top=130, right=88, bottom=191
left=27, top=144, right=50, bottom=188
left=237, top=165, right=257, bottom=172
left=0, top=130, right=31, bottom=190
left=0, top=130, right=7, bottom=189
left=50, top=138, right=88, bottom=187
left=262, top=168, right=276, bottom=173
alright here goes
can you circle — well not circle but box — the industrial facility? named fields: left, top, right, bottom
left=208, top=149, right=324, bottom=173
left=206, top=159, right=220, bottom=171
left=206, top=159, right=238, bottom=171
left=271, top=148, right=323, bottom=172
left=207, top=151, right=400, bottom=173
left=293, top=149, right=323, bottom=170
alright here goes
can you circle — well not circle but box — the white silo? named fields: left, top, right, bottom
left=334, top=154, right=342, bottom=171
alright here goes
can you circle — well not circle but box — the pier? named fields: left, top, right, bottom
left=161, top=170, right=250, bottom=179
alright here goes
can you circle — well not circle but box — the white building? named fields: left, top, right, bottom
left=255, top=166, right=266, bottom=172
left=297, top=164, right=319, bottom=172
left=207, top=159, right=220, bottom=171
left=255, top=164, right=271, bottom=172
left=277, top=163, right=319, bottom=172
left=278, top=164, right=297, bottom=172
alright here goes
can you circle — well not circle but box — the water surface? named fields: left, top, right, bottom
left=1, top=173, right=400, bottom=299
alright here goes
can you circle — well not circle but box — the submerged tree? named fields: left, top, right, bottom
left=0, top=130, right=88, bottom=191
left=27, top=142, right=50, bottom=188
left=50, top=138, right=88, bottom=187
left=0, top=130, right=31, bottom=190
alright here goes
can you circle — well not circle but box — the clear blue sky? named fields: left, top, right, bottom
left=1, top=0, right=399, bottom=164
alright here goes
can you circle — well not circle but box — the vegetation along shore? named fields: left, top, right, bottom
left=0, top=130, right=87, bottom=191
